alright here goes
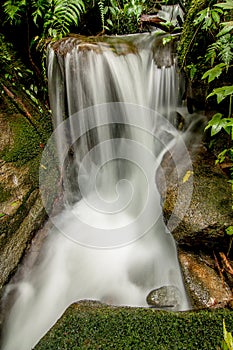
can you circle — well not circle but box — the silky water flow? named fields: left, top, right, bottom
left=1, top=33, right=202, bottom=350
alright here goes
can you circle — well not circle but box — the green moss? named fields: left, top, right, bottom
left=35, top=302, right=233, bottom=350
left=1, top=115, right=42, bottom=165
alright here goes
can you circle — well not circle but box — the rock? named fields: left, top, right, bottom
left=0, top=34, right=51, bottom=292
left=161, top=144, right=233, bottom=251
left=179, top=251, right=232, bottom=308
left=0, top=190, right=45, bottom=290
left=146, top=285, right=181, bottom=309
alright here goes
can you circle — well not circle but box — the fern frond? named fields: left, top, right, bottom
left=50, top=0, right=85, bottom=37
left=206, top=41, right=221, bottom=66
left=217, top=34, right=233, bottom=66
left=98, top=0, right=105, bottom=30
left=206, top=34, right=233, bottom=66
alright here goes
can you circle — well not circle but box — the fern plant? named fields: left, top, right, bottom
left=206, top=34, right=233, bottom=67
left=202, top=1, right=233, bottom=209
left=98, top=0, right=105, bottom=31
left=3, top=0, right=86, bottom=39
left=43, top=0, right=85, bottom=38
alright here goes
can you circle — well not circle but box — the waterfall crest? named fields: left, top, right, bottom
left=1, top=33, right=195, bottom=350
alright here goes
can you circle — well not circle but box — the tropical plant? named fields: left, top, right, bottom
left=202, top=1, right=233, bottom=171
left=2, top=0, right=87, bottom=84
left=3, top=0, right=86, bottom=39
left=96, top=0, right=146, bottom=34
left=198, top=2, right=233, bottom=245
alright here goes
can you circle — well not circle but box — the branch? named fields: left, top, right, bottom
left=219, top=252, right=233, bottom=275
left=1, top=83, right=42, bottom=136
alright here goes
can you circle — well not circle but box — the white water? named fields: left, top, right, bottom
left=1, top=33, right=197, bottom=350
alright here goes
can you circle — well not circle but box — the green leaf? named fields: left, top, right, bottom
left=217, top=21, right=233, bottom=37
left=0, top=213, right=6, bottom=218
left=187, top=64, right=197, bottom=81
left=106, top=18, right=113, bottom=26
left=162, top=36, right=173, bottom=46
left=215, top=1, right=233, bottom=10
left=226, top=226, right=233, bottom=236
left=223, top=319, right=233, bottom=349
left=204, top=113, right=225, bottom=136
left=194, top=8, right=208, bottom=26
left=207, top=85, right=233, bottom=103
left=211, top=10, right=221, bottom=24
left=216, top=148, right=228, bottom=163
left=202, top=63, right=226, bottom=83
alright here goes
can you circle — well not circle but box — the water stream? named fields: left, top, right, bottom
left=1, top=32, right=202, bottom=350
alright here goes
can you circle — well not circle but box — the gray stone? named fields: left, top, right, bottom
left=146, top=285, right=181, bottom=308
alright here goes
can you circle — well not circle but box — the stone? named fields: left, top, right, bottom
left=179, top=251, right=232, bottom=308
left=160, top=144, right=233, bottom=252
left=0, top=190, right=45, bottom=290
left=146, top=285, right=181, bottom=309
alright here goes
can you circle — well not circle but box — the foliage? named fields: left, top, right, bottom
left=200, top=1, right=233, bottom=233
left=179, top=0, right=233, bottom=239
left=202, top=1, right=233, bottom=170
left=193, top=6, right=223, bottom=31
left=96, top=0, right=146, bottom=34
left=3, top=0, right=86, bottom=39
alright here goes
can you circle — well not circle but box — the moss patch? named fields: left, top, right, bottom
left=0, top=114, right=42, bottom=164
left=35, top=301, right=233, bottom=350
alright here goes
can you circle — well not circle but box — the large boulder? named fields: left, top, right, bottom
left=161, top=144, right=233, bottom=251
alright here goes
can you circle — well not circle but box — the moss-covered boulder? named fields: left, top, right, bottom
left=162, top=145, right=233, bottom=251
left=34, top=300, right=233, bottom=350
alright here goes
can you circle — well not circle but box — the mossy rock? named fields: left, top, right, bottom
left=34, top=301, right=233, bottom=350
left=161, top=145, right=233, bottom=252
left=0, top=34, right=52, bottom=290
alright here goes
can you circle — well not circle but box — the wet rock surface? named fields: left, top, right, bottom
left=161, top=144, right=233, bottom=251
left=179, top=250, right=232, bottom=309
left=159, top=142, right=233, bottom=308
left=146, top=285, right=181, bottom=309
left=0, top=190, right=45, bottom=289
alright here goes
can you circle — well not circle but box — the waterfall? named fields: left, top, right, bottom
left=1, top=33, right=198, bottom=350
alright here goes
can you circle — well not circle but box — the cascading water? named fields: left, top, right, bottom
left=1, top=33, right=200, bottom=350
